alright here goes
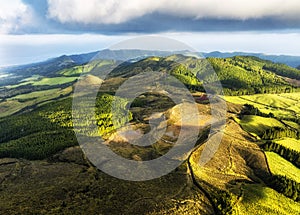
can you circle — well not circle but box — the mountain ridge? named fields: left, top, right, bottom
left=2, top=50, right=300, bottom=75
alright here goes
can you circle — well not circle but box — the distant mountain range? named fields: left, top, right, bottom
left=1, top=50, right=300, bottom=79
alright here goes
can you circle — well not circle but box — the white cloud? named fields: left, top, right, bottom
left=47, top=0, right=300, bottom=24
left=0, top=0, right=33, bottom=34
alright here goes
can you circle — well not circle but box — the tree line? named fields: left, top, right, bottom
left=261, top=127, right=299, bottom=140
left=239, top=104, right=274, bottom=118
left=0, top=130, right=77, bottom=160
left=262, top=141, right=300, bottom=168
left=265, top=174, right=300, bottom=202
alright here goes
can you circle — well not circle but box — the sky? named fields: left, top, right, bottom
left=1, top=0, right=300, bottom=67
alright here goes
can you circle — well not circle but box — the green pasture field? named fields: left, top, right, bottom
left=234, top=115, right=285, bottom=137
left=274, top=138, right=300, bottom=153
left=265, top=152, right=300, bottom=183
left=226, top=93, right=300, bottom=118
left=237, top=183, right=300, bottom=215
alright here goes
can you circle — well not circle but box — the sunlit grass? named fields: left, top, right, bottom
left=12, top=89, right=60, bottom=100
left=6, top=76, right=78, bottom=88
left=241, top=94, right=297, bottom=109
left=287, top=103, right=300, bottom=113
left=59, top=60, right=114, bottom=76
left=0, top=100, right=26, bottom=118
left=265, top=152, right=300, bottom=183
left=225, top=93, right=300, bottom=118
left=237, top=183, right=300, bottom=215
left=274, top=138, right=300, bottom=153
left=278, top=92, right=300, bottom=101
left=282, top=120, right=300, bottom=130
left=236, top=115, right=285, bottom=137
left=0, top=87, right=72, bottom=118
left=59, top=66, right=84, bottom=76
left=32, top=77, right=78, bottom=86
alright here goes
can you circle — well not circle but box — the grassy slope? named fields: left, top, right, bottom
left=237, top=183, right=300, bottom=215
left=11, top=88, right=59, bottom=99
left=235, top=115, right=285, bottom=137
left=0, top=87, right=72, bottom=118
left=226, top=93, right=300, bottom=118
left=59, top=60, right=113, bottom=76
left=207, top=56, right=294, bottom=94
left=188, top=117, right=300, bottom=215
left=282, top=120, right=300, bottom=130
left=32, top=77, right=78, bottom=86
left=274, top=138, right=300, bottom=152
left=266, top=152, right=300, bottom=183
left=6, top=76, right=77, bottom=89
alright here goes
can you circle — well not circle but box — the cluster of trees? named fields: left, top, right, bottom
left=0, top=112, right=61, bottom=144
left=0, top=130, right=77, bottom=160
left=94, top=93, right=132, bottom=137
left=239, top=104, right=274, bottom=118
left=201, top=183, right=235, bottom=215
left=0, top=88, right=137, bottom=160
left=171, top=64, right=202, bottom=87
left=167, top=63, right=209, bottom=92
left=224, top=86, right=298, bottom=96
left=281, top=117, right=300, bottom=125
left=261, top=127, right=299, bottom=140
left=211, top=189, right=234, bottom=215
left=239, top=104, right=299, bottom=127
left=263, top=141, right=300, bottom=168
left=266, top=175, right=300, bottom=202
left=0, top=98, right=77, bottom=160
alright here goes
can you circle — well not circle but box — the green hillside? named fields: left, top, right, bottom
left=108, top=54, right=300, bottom=96
left=266, top=152, right=300, bottom=183
left=208, top=56, right=300, bottom=95
left=235, top=115, right=285, bottom=137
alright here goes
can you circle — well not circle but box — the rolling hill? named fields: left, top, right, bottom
left=2, top=49, right=300, bottom=85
